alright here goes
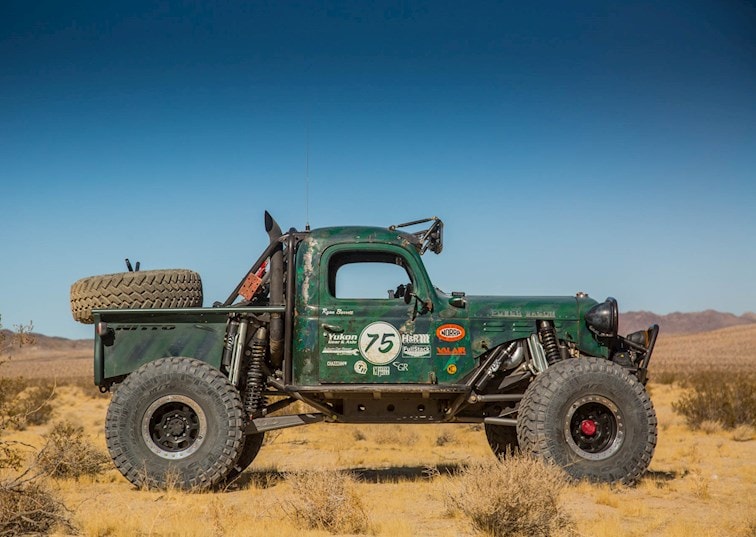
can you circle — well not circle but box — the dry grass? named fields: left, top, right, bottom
left=0, top=324, right=753, bottom=536
left=283, top=469, right=371, bottom=534
left=445, top=455, right=574, bottom=537
left=38, top=420, right=109, bottom=479
left=0, top=377, right=56, bottom=429
left=0, top=479, right=73, bottom=536
left=672, top=371, right=755, bottom=429
left=731, top=424, right=755, bottom=442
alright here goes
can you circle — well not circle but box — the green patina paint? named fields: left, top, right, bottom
left=95, top=222, right=612, bottom=385
left=93, top=307, right=283, bottom=384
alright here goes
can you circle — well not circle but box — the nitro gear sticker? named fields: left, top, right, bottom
left=358, top=321, right=401, bottom=365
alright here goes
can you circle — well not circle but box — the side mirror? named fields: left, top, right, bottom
left=391, top=284, right=407, bottom=300
left=404, top=283, right=413, bottom=305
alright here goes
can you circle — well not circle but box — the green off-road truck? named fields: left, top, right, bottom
left=71, top=213, right=658, bottom=488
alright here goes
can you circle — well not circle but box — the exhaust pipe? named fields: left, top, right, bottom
left=265, top=211, right=285, bottom=367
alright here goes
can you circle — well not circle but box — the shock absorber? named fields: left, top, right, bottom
left=243, top=326, right=268, bottom=419
left=538, top=320, right=561, bottom=364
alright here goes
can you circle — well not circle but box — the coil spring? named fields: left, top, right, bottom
left=538, top=320, right=561, bottom=364
left=243, top=337, right=267, bottom=419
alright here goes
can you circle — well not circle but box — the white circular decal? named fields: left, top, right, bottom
left=358, top=321, right=401, bottom=365
left=354, top=360, right=368, bottom=375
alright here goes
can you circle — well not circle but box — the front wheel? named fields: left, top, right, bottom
left=517, top=357, right=657, bottom=485
left=105, top=357, right=245, bottom=490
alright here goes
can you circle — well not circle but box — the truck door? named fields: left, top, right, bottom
left=317, top=245, right=435, bottom=383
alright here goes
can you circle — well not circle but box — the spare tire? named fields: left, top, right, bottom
left=70, top=269, right=203, bottom=324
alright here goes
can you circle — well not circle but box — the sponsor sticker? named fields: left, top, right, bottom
left=373, top=366, right=391, bottom=377
left=354, top=360, right=368, bottom=375
left=401, top=333, right=430, bottom=344
left=436, top=324, right=465, bottom=342
left=359, top=321, right=401, bottom=365
left=326, top=333, right=358, bottom=344
left=326, top=360, right=348, bottom=367
left=402, top=345, right=431, bottom=358
left=437, top=346, right=467, bottom=356
left=323, top=347, right=360, bottom=356
left=393, top=362, right=409, bottom=372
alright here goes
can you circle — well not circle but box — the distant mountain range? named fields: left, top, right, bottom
left=0, top=329, right=90, bottom=353
left=2, top=310, right=755, bottom=353
left=620, top=310, right=756, bottom=335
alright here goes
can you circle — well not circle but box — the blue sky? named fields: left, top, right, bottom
left=1, top=1, right=754, bottom=339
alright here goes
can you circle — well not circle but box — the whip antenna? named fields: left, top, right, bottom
left=305, top=115, right=311, bottom=231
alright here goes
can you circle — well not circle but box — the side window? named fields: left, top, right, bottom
left=328, top=251, right=413, bottom=300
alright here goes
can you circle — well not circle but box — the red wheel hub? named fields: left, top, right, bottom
left=580, top=419, right=597, bottom=436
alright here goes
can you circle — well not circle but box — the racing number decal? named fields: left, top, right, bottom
left=359, top=321, right=401, bottom=365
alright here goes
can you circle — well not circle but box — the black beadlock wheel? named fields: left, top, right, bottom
left=516, top=357, right=657, bottom=485
left=70, top=269, right=203, bottom=324
left=105, top=357, right=245, bottom=490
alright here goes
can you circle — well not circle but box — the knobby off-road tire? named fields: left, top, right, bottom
left=105, top=357, right=245, bottom=490
left=517, top=357, right=657, bottom=485
left=484, top=423, right=519, bottom=457
left=70, top=269, right=203, bottom=324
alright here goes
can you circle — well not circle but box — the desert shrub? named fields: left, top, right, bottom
left=436, top=431, right=455, bottom=446
left=445, top=455, right=574, bottom=537
left=673, top=371, right=755, bottom=429
left=373, top=426, right=418, bottom=446
left=12, top=384, right=55, bottom=428
left=0, top=317, right=72, bottom=536
left=0, top=480, right=72, bottom=536
left=352, top=428, right=367, bottom=441
left=0, top=376, right=56, bottom=430
left=731, top=424, right=754, bottom=442
left=284, top=470, right=370, bottom=534
left=55, top=376, right=110, bottom=399
left=38, top=421, right=109, bottom=479
left=651, top=370, right=680, bottom=385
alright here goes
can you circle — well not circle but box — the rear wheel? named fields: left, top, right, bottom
left=105, top=357, right=244, bottom=490
left=517, top=357, right=656, bottom=485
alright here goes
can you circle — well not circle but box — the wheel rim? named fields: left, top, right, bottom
left=564, top=395, right=624, bottom=461
left=142, top=395, right=207, bottom=460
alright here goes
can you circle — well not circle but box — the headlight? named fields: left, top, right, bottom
left=585, top=297, right=618, bottom=337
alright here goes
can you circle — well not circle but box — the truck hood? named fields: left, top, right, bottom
left=465, top=295, right=587, bottom=321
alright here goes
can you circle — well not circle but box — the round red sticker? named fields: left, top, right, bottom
left=436, top=324, right=465, bottom=342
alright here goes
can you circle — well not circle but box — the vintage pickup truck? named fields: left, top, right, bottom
left=71, top=213, right=658, bottom=488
